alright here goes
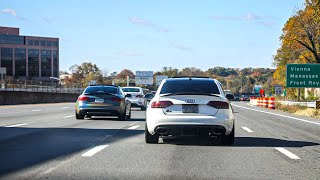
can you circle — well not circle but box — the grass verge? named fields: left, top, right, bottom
left=276, top=103, right=320, bottom=119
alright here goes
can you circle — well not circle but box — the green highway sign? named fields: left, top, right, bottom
left=286, top=64, right=320, bottom=88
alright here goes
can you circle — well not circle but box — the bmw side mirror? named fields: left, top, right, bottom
left=226, top=94, right=235, bottom=101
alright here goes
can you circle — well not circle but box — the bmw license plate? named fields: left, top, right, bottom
left=182, top=104, right=199, bottom=113
left=95, top=98, right=104, bottom=103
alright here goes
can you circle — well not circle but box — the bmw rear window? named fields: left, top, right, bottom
left=84, top=86, right=118, bottom=94
left=122, top=88, right=141, bottom=92
left=160, top=80, right=220, bottom=95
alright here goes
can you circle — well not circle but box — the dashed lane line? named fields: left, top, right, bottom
left=241, top=126, right=254, bottom=133
left=62, top=115, right=74, bottom=119
left=31, top=109, right=42, bottom=112
left=81, top=145, right=109, bottom=157
left=5, top=123, right=28, bottom=127
left=233, top=104, right=320, bottom=126
left=128, top=125, right=140, bottom=130
left=275, top=147, right=300, bottom=160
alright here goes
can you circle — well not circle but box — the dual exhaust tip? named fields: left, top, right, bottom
left=155, top=126, right=226, bottom=136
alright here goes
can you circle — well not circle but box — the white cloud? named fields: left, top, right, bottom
left=173, top=43, right=193, bottom=51
left=2, top=9, right=17, bottom=17
left=128, top=16, right=170, bottom=32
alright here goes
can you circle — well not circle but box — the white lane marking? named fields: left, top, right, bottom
left=81, top=145, right=109, bottom=157
left=241, top=127, right=254, bottom=133
left=61, top=107, right=70, bottom=109
left=5, top=123, right=28, bottom=127
left=130, top=122, right=139, bottom=126
left=32, top=109, right=42, bottom=112
left=233, top=104, right=320, bottom=126
left=62, top=115, right=74, bottom=118
left=128, top=125, right=140, bottom=130
left=275, top=147, right=300, bottom=160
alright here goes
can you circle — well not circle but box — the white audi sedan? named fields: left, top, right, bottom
left=145, top=77, right=235, bottom=144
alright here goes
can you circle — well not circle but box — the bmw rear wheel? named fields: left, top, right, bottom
left=75, top=111, right=85, bottom=120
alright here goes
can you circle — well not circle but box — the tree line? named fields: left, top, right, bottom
left=61, top=63, right=275, bottom=94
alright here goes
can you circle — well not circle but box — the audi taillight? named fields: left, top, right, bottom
left=151, top=101, right=173, bottom=108
left=207, top=101, right=229, bottom=109
left=78, top=96, right=89, bottom=101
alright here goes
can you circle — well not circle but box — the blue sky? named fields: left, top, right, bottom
left=0, top=0, right=305, bottom=74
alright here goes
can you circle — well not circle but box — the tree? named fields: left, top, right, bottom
left=116, top=69, right=135, bottom=79
left=179, top=67, right=207, bottom=76
left=67, top=62, right=103, bottom=87
left=156, top=67, right=179, bottom=77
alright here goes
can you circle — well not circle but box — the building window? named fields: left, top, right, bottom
left=47, top=41, right=52, bottom=47
left=28, top=40, right=33, bottom=46
left=0, top=34, right=25, bottom=45
left=53, top=50, right=59, bottom=77
left=53, top=41, right=59, bottom=47
left=40, top=40, right=46, bottom=46
left=28, top=49, right=39, bottom=77
left=41, top=50, right=52, bottom=77
left=34, top=40, right=39, bottom=46
left=0, top=48, right=13, bottom=76
left=15, top=48, right=26, bottom=77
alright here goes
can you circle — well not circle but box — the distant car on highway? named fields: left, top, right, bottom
left=144, top=93, right=154, bottom=102
left=145, top=77, right=235, bottom=144
left=75, top=85, right=131, bottom=120
left=240, top=94, right=250, bottom=101
left=122, top=87, right=147, bottom=110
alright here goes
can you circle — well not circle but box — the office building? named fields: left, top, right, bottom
left=0, top=26, right=59, bottom=81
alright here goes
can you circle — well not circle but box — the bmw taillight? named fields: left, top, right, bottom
left=151, top=101, right=173, bottom=108
left=111, top=97, right=122, bottom=102
left=78, top=96, right=89, bottom=101
left=136, top=95, right=143, bottom=98
left=207, top=101, right=229, bottom=109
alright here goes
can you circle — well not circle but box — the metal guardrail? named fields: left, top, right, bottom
left=0, top=80, right=84, bottom=94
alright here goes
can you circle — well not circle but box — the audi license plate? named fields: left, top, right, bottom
left=182, top=104, right=199, bottom=113
left=95, top=98, right=104, bottom=103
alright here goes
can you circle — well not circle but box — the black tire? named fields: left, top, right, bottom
left=76, top=112, right=85, bottom=120
left=221, top=124, right=235, bottom=145
left=145, top=124, right=159, bottom=144
left=118, top=111, right=127, bottom=121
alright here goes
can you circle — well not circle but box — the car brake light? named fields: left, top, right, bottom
left=207, top=101, right=229, bottom=109
left=151, top=101, right=173, bottom=108
left=111, top=97, right=122, bottom=102
left=136, top=95, right=143, bottom=98
left=78, top=96, right=89, bottom=101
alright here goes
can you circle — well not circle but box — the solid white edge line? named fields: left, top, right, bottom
left=5, top=123, right=28, bottom=127
left=233, top=104, right=320, bottom=126
left=128, top=125, right=140, bottom=130
left=275, top=147, right=300, bottom=160
left=81, top=145, right=109, bottom=157
left=241, top=126, right=254, bottom=133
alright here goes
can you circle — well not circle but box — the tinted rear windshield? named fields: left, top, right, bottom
left=160, top=80, right=220, bottom=95
left=84, top=86, right=118, bottom=94
left=122, top=88, right=141, bottom=92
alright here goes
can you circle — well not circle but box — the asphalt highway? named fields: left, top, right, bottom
left=0, top=102, right=319, bottom=179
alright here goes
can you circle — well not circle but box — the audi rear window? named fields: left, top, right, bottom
left=160, top=80, right=220, bottom=95
left=122, top=88, right=141, bottom=92
left=84, top=86, right=118, bottom=94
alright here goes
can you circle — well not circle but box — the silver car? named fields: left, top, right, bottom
left=75, top=85, right=131, bottom=120
left=122, top=87, right=147, bottom=110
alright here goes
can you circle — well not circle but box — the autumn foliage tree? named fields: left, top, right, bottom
left=273, top=0, right=320, bottom=98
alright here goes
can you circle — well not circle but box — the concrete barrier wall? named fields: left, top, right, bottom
left=0, top=91, right=79, bottom=105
